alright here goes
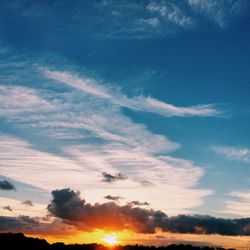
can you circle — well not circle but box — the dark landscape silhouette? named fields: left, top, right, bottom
left=0, top=233, right=235, bottom=250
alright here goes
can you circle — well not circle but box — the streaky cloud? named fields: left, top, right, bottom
left=212, top=145, right=250, bottom=163
left=0, top=85, right=55, bottom=116
left=44, top=70, right=222, bottom=118
left=188, top=0, right=249, bottom=28
left=0, top=77, right=212, bottom=214
left=147, top=1, right=193, bottom=28
left=224, top=190, right=250, bottom=217
left=0, top=133, right=211, bottom=214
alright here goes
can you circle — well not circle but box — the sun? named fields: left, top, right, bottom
left=102, top=233, right=118, bottom=246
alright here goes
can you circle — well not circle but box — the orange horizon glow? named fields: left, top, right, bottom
left=26, top=229, right=250, bottom=250
left=31, top=229, right=130, bottom=246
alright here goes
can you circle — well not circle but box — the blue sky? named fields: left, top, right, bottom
left=0, top=0, right=250, bottom=246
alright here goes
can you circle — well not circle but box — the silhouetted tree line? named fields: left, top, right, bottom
left=0, top=233, right=235, bottom=250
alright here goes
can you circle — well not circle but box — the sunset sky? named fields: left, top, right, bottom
left=0, top=0, right=250, bottom=249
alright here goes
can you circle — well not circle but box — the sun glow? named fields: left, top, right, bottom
left=102, top=233, right=119, bottom=246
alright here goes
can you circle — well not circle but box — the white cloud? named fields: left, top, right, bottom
left=0, top=135, right=91, bottom=190
left=0, top=134, right=211, bottom=215
left=147, top=1, right=193, bottom=28
left=0, top=85, right=55, bottom=116
left=0, top=77, right=214, bottom=215
left=224, top=190, right=250, bottom=217
left=0, top=84, right=179, bottom=152
left=44, top=70, right=221, bottom=117
left=188, top=0, right=248, bottom=27
left=212, top=146, right=250, bottom=163
left=45, top=70, right=112, bottom=99
left=86, top=0, right=248, bottom=40
left=92, top=0, right=194, bottom=39
left=146, top=0, right=248, bottom=31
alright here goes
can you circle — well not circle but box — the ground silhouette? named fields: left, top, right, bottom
left=0, top=233, right=235, bottom=250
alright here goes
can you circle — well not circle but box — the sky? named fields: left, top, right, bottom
left=0, top=0, right=250, bottom=249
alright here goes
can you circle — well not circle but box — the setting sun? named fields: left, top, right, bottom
left=102, top=234, right=118, bottom=246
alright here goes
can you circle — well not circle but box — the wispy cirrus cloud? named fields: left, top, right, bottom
left=0, top=85, right=55, bottom=116
left=44, top=70, right=222, bottom=118
left=0, top=132, right=211, bottom=215
left=0, top=135, right=91, bottom=190
left=0, top=82, right=179, bottom=152
left=0, top=69, right=214, bottom=214
left=212, top=145, right=250, bottom=163
left=0, top=0, right=248, bottom=43
left=224, top=190, right=250, bottom=217
left=147, top=1, right=193, bottom=28
left=97, top=0, right=248, bottom=39
left=188, top=0, right=248, bottom=28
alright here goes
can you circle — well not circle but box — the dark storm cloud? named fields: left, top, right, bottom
left=160, top=214, right=250, bottom=236
left=3, top=206, right=12, bottom=212
left=104, top=195, right=123, bottom=201
left=0, top=215, right=41, bottom=232
left=47, top=188, right=156, bottom=233
left=48, top=188, right=250, bottom=236
left=0, top=180, right=16, bottom=190
left=128, top=201, right=150, bottom=206
left=102, top=172, right=127, bottom=183
left=22, top=200, right=33, bottom=206
left=0, top=215, right=73, bottom=235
